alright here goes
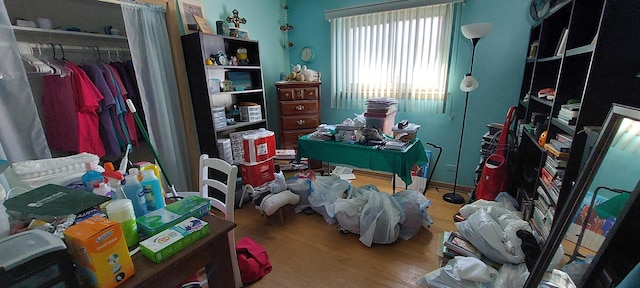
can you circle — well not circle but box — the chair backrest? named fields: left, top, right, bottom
left=199, top=154, right=238, bottom=221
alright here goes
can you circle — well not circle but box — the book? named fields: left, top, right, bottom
left=556, top=117, right=577, bottom=126
left=545, top=143, right=570, bottom=159
left=444, top=232, right=482, bottom=258
left=556, top=28, right=569, bottom=56
left=561, top=103, right=581, bottom=111
left=4, top=184, right=111, bottom=219
left=558, top=108, right=579, bottom=118
left=541, top=269, right=576, bottom=288
left=550, top=139, right=571, bottom=152
left=564, top=191, right=613, bottom=251
left=555, top=133, right=574, bottom=146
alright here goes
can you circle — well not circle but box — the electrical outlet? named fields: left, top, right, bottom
left=446, top=164, right=457, bottom=171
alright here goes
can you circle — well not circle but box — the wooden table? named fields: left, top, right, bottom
left=121, top=214, right=236, bottom=288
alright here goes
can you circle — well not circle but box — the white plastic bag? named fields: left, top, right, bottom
left=493, top=263, right=529, bottom=288
left=455, top=207, right=530, bottom=264
left=416, top=256, right=498, bottom=288
left=308, top=176, right=351, bottom=224
left=392, top=190, right=433, bottom=240
left=359, top=189, right=402, bottom=247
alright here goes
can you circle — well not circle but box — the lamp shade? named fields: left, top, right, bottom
left=461, top=23, right=492, bottom=40
left=460, top=74, right=479, bottom=92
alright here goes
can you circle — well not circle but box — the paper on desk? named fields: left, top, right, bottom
left=331, top=166, right=356, bottom=181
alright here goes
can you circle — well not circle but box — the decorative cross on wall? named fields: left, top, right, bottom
left=226, top=9, right=247, bottom=29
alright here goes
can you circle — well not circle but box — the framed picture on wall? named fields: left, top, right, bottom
left=178, top=0, right=206, bottom=32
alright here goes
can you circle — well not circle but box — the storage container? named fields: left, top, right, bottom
left=364, top=108, right=396, bottom=135
left=241, top=158, right=275, bottom=187
left=335, top=125, right=361, bottom=143
left=240, top=105, right=262, bottom=122
left=392, top=123, right=420, bottom=141
left=242, top=129, right=276, bottom=163
left=211, top=106, right=227, bottom=129
left=217, top=138, right=233, bottom=164
left=229, top=130, right=258, bottom=162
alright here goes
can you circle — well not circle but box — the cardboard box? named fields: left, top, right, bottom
left=64, top=216, right=135, bottom=288
left=136, top=196, right=210, bottom=236
left=140, top=217, right=210, bottom=263
left=242, top=129, right=276, bottom=163
left=241, top=158, right=275, bottom=187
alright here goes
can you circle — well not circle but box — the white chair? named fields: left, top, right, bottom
left=178, top=154, right=243, bottom=288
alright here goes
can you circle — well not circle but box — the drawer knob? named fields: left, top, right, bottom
left=297, top=119, right=305, bottom=126
left=296, top=105, right=305, bottom=111
left=296, top=91, right=303, bottom=98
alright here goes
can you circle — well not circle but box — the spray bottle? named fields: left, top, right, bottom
left=122, top=169, right=148, bottom=217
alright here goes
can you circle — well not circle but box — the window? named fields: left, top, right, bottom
left=330, top=4, right=454, bottom=113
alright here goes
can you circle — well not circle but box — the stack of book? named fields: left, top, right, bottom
left=532, top=133, right=572, bottom=240
left=557, top=103, right=581, bottom=126
left=438, top=231, right=500, bottom=269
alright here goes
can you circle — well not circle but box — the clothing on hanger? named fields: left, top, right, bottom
left=81, top=65, right=121, bottom=157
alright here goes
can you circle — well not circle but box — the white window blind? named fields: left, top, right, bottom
left=330, top=4, right=454, bottom=113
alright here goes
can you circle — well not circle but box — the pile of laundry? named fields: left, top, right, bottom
left=287, top=175, right=433, bottom=247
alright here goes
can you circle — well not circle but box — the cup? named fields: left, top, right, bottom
left=36, top=18, right=53, bottom=29
left=106, top=199, right=139, bottom=248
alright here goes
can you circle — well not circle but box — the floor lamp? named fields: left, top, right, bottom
left=443, top=23, right=492, bottom=204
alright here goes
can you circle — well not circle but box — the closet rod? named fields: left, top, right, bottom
left=26, top=43, right=130, bottom=53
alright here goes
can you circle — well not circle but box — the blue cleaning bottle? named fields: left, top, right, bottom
left=141, top=169, right=165, bottom=211
left=122, top=169, right=148, bottom=217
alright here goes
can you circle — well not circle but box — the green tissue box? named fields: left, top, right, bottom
left=140, top=217, right=209, bottom=263
left=136, top=196, right=210, bottom=236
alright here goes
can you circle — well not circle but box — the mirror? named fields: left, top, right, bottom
left=526, top=104, right=640, bottom=287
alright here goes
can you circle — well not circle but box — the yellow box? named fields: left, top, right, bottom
left=64, top=216, right=135, bottom=288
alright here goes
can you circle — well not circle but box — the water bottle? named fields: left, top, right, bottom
left=141, top=170, right=165, bottom=211
left=122, top=171, right=148, bottom=218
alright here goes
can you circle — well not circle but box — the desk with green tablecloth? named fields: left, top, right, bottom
left=297, top=135, right=428, bottom=192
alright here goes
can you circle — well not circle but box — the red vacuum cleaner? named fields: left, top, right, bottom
left=475, top=107, right=516, bottom=201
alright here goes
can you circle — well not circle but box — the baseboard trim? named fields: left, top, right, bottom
left=343, top=167, right=474, bottom=193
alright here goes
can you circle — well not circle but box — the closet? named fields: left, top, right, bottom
left=4, top=0, right=199, bottom=190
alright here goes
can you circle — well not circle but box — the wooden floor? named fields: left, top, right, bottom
left=231, top=172, right=466, bottom=288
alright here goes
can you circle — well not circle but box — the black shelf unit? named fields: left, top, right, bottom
left=514, top=0, right=640, bottom=219
left=181, top=32, right=268, bottom=157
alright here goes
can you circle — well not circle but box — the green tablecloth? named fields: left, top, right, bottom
left=297, top=135, right=428, bottom=186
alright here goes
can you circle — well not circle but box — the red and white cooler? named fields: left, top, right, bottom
left=241, top=157, right=275, bottom=187
left=242, top=129, right=276, bottom=163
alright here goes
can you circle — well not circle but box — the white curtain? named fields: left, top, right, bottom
left=121, top=2, right=190, bottom=190
left=331, top=4, right=453, bottom=113
left=0, top=1, right=51, bottom=188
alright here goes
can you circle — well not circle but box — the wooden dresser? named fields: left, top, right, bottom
left=275, top=81, right=321, bottom=149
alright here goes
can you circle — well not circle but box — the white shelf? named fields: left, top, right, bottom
left=12, top=26, right=127, bottom=40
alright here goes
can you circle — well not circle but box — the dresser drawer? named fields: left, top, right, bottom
left=281, top=115, right=319, bottom=130
left=281, top=129, right=315, bottom=146
left=279, top=100, right=318, bottom=116
left=278, top=87, right=319, bottom=101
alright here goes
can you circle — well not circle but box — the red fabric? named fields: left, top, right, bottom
left=66, top=63, right=106, bottom=157
left=236, top=237, right=272, bottom=284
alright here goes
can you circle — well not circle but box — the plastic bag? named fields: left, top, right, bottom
left=392, top=190, right=433, bottom=240
left=416, top=256, right=498, bottom=288
left=493, top=263, right=529, bottom=288
left=359, top=189, right=402, bottom=247
left=287, top=177, right=312, bottom=213
left=269, top=171, right=287, bottom=194
left=308, top=176, right=351, bottom=224
left=334, top=189, right=367, bottom=234
left=455, top=207, right=529, bottom=264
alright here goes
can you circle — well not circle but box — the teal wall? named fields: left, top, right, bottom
left=189, top=0, right=532, bottom=187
